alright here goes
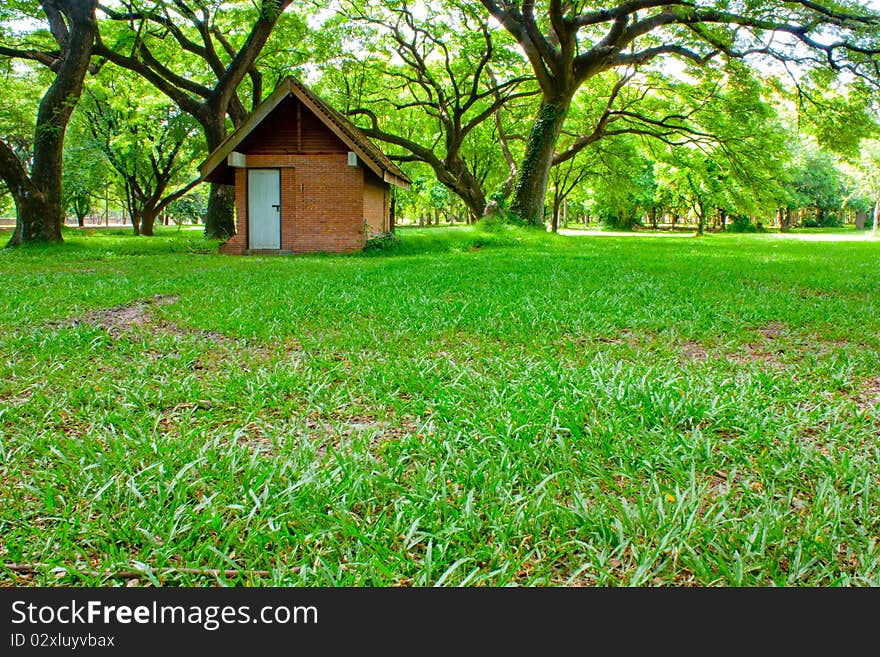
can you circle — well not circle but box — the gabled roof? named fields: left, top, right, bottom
left=199, top=77, right=411, bottom=189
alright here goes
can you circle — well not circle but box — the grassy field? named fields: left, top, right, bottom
left=1, top=225, right=878, bottom=586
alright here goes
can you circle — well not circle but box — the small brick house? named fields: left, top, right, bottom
left=199, top=77, right=411, bottom=254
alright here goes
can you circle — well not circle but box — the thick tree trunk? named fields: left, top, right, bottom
left=204, top=183, right=235, bottom=238
left=140, top=206, right=159, bottom=236
left=4, top=1, right=98, bottom=247
left=18, top=167, right=65, bottom=245
left=8, top=190, right=63, bottom=245
left=202, top=117, right=236, bottom=239
left=781, top=207, right=791, bottom=233
left=509, top=99, right=570, bottom=226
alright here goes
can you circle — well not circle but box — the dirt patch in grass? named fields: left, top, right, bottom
left=816, top=339, right=852, bottom=350
left=796, top=427, right=833, bottom=458
left=674, top=338, right=784, bottom=368
left=755, top=322, right=788, bottom=339
left=698, top=464, right=748, bottom=514
left=570, top=328, right=647, bottom=347
left=151, top=319, right=233, bottom=344
left=797, top=287, right=834, bottom=300
left=0, top=390, right=34, bottom=408
left=725, top=328, right=871, bottom=368
left=727, top=343, right=786, bottom=368
left=837, top=542, right=863, bottom=572
left=679, top=340, right=708, bottom=362
left=788, top=420, right=876, bottom=464
left=308, top=407, right=420, bottom=457
left=705, top=469, right=739, bottom=498
left=601, top=328, right=643, bottom=345
left=854, top=377, right=880, bottom=412
left=63, top=295, right=238, bottom=344
left=75, top=294, right=178, bottom=336
left=235, top=421, right=276, bottom=456
left=233, top=406, right=420, bottom=459
left=338, top=414, right=419, bottom=446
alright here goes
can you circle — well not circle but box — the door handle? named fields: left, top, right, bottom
left=271, top=204, right=281, bottom=210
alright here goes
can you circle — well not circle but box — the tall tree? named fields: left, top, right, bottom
left=93, top=0, right=296, bottom=238
left=0, top=0, right=99, bottom=245
left=330, top=0, right=536, bottom=219
left=479, top=0, right=880, bottom=226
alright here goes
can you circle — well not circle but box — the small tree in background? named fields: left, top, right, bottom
left=81, top=81, right=202, bottom=236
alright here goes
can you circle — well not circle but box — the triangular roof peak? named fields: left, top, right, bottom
left=199, top=77, right=411, bottom=189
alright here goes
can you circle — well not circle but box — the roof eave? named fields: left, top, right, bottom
left=383, top=171, right=412, bottom=190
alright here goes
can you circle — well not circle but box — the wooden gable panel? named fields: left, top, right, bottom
left=300, top=106, right=348, bottom=152
left=237, top=97, right=347, bottom=155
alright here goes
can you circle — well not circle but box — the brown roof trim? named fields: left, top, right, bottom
left=198, top=78, right=411, bottom=189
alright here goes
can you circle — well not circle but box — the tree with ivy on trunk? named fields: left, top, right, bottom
left=478, top=0, right=880, bottom=226
left=0, top=0, right=99, bottom=246
left=93, top=0, right=297, bottom=238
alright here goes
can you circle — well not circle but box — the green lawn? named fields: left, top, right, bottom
left=1, top=225, right=878, bottom=586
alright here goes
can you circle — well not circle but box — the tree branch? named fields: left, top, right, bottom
left=0, top=45, right=61, bottom=69
left=0, top=139, right=34, bottom=196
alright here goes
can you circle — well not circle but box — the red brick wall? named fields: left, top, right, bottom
left=363, top=173, right=389, bottom=234
left=219, top=153, right=366, bottom=255
left=292, top=154, right=364, bottom=252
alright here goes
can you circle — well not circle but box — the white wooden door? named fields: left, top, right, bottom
left=248, top=169, right=281, bottom=250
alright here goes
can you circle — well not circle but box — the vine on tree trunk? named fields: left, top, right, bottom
left=508, top=101, right=567, bottom=227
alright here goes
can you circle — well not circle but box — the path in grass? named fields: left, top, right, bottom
left=1, top=226, right=878, bottom=586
